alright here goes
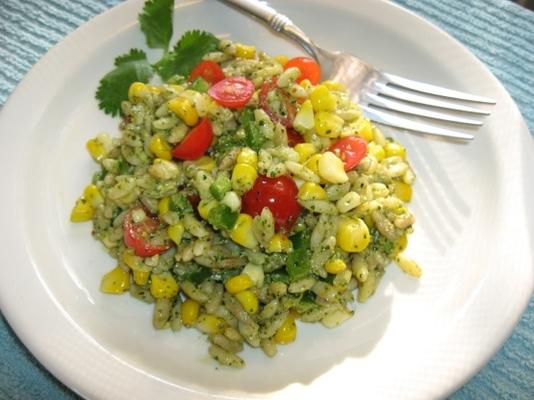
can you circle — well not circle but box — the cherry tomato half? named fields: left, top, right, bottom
left=189, top=60, right=225, bottom=84
left=242, top=175, right=301, bottom=233
left=286, top=128, right=304, bottom=147
left=284, top=57, right=321, bottom=85
left=208, top=77, right=255, bottom=109
left=259, top=78, right=296, bottom=128
left=329, top=136, right=368, bottom=171
left=172, top=118, right=214, bottom=160
left=123, top=207, right=171, bottom=257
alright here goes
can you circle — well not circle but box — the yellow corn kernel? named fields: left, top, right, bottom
left=122, top=249, right=142, bottom=270
left=298, top=182, right=327, bottom=201
left=236, top=147, right=258, bottom=168
left=395, top=253, right=422, bottom=277
left=133, top=269, right=150, bottom=285
left=231, top=163, right=258, bottom=193
left=367, top=142, right=385, bottom=161
left=167, top=223, right=185, bottom=245
left=318, top=151, right=348, bottom=184
left=293, top=99, right=315, bottom=132
left=158, top=197, right=170, bottom=217
left=235, top=44, right=256, bottom=59
left=273, top=55, right=289, bottom=66
left=128, top=82, right=149, bottom=100
left=229, top=214, right=258, bottom=249
left=325, top=259, right=347, bottom=274
left=394, top=233, right=408, bottom=255
left=100, top=266, right=130, bottom=294
left=299, top=79, right=312, bottom=90
left=149, top=134, right=172, bottom=160
left=242, top=263, right=264, bottom=286
left=294, top=143, right=316, bottom=163
left=168, top=97, right=199, bottom=126
left=392, top=181, right=412, bottom=202
left=274, top=312, right=297, bottom=344
left=310, top=85, right=337, bottom=112
left=225, top=273, right=253, bottom=294
left=192, top=156, right=216, bottom=172
left=235, top=290, right=259, bottom=314
left=196, top=314, right=225, bottom=334
left=148, top=85, right=162, bottom=95
left=181, top=299, right=200, bottom=326
left=197, top=199, right=218, bottom=220
left=150, top=272, right=179, bottom=299
left=86, top=138, right=107, bottom=162
left=267, top=233, right=293, bottom=253
left=83, top=184, right=104, bottom=207
left=314, top=112, right=344, bottom=138
left=356, top=118, right=374, bottom=142
left=322, top=80, right=347, bottom=92
left=336, top=217, right=371, bottom=253
left=70, top=198, right=93, bottom=222
left=385, top=141, right=406, bottom=159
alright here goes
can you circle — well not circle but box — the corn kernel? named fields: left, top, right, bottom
left=322, top=80, right=347, bottom=92
left=318, top=151, right=348, bottom=184
left=192, top=156, right=216, bottom=172
left=235, top=44, right=256, bottom=59
left=229, top=214, right=259, bottom=249
left=150, top=272, right=179, bottom=299
left=158, top=197, right=170, bottom=217
left=356, top=118, right=374, bottom=142
left=86, top=133, right=112, bottom=162
left=167, top=223, right=185, bottom=245
left=293, top=99, right=315, bottom=132
left=128, top=82, right=149, bottom=100
left=395, top=253, right=422, bottom=277
left=336, top=217, right=370, bottom=253
left=70, top=198, right=93, bottom=222
left=242, top=263, right=264, bottom=287
left=267, top=233, right=293, bottom=253
left=231, top=163, right=257, bottom=193
left=197, top=199, right=218, bottom=220
left=100, top=266, right=130, bottom=294
left=298, top=182, right=327, bottom=201
left=181, top=299, right=200, bottom=326
left=273, top=55, right=289, bottom=66
left=385, top=141, right=406, bottom=159
left=274, top=313, right=297, bottom=344
left=236, top=147, right=258, bottom=168
left=149, top=134, right=172, bottom=160
left=368, top=142, right=385, bottom=161
left=314, top=112, right=344, bottom=138
left=122, top=249, right=143, bottom=271
left=394, top=233, right=408, bottom=255
left=294, top=143, right=316, bottom=163
left=133, top=269, right=150, bottom=285
left=225, top=273, right=253, bottom=294
left=303, top=154, right=322, bottom=176
left=168, top=97, right=199, bottom=126
left=310, top=85, right=337, bottom=112
left=196, top=314, right=225, bottom=334
left=148, top=85, right=162, bottom=95
left=392, top=181, right=412, bottom=202
left=83, top=184, right=104, bottom=207
left=325, top=259, right=347, bottom=274
left=235, top=290, right=259, bottom=314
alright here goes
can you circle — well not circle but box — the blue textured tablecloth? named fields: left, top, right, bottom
left=0, top=0, right=532, bottom=398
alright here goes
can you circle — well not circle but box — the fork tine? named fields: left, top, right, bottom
left=374, top=83, right=491, bottom=115
left=382, top=72, right=496, bottom=104
left=363, top=93, right=483, bottom=126
left=362, top=106, right=474, bottom=140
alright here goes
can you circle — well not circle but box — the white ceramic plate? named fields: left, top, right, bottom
left=0, top=0, right=532, bottom=399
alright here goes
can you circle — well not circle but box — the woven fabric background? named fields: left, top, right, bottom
left=0, top=0, right=532, bottom=398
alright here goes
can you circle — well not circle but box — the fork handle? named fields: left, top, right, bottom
left=219, top=0, right=320, bottom=60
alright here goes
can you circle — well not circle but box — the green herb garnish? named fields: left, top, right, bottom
left=139, top=0, right=174, bottom=51
left=286, top=230, right=312, bottom=281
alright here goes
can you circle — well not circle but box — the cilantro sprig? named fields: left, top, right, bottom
left=96, top=0, right=220, bottom=117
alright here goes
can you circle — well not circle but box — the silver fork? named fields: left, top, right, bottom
left=220, top=0, right=496, bottom=140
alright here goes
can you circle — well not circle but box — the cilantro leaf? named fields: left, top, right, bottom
left=240, top=108, right=267, bottom=152
left=286, top=231, right=312, bottom=281
left=155, top=30, right=219, bottom=81
left=139, top=0, right=174, bottom=51
left=95, top=49, right=154, bottom=116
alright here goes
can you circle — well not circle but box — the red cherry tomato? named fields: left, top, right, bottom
left=284, top=57, right=321, bottom=85
left=208, top=77, right=255, bottom=109
left=172, top=118, right=213, bottom=160
left=286, top=128, right=304, bottom=147
left=123, top=207, right=171, bottom=257
left=189, top=60, right=225, bottom=84
left=242, top=175, right=301, bottom=233
left=259, top=78, right=296, bottom=128
left=329, top=136, right=368, bottom=171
